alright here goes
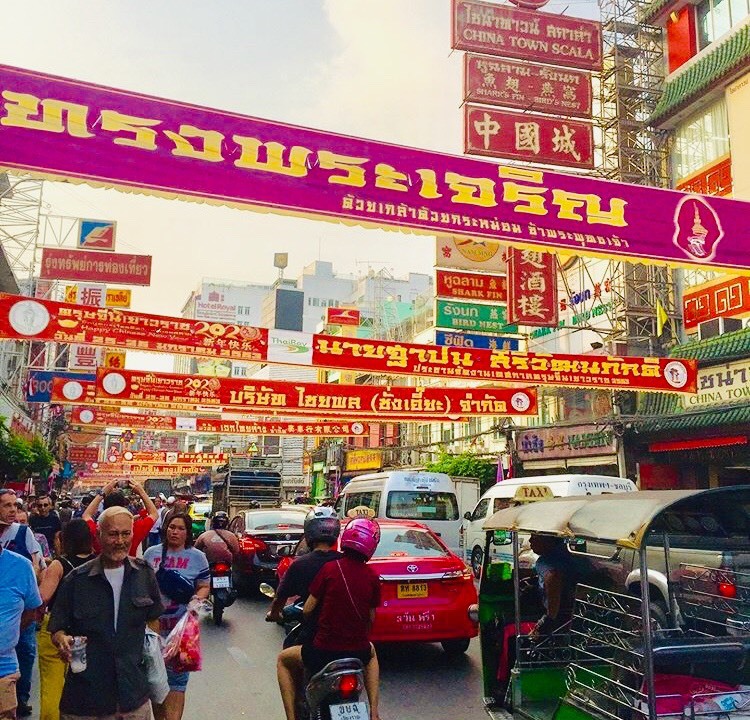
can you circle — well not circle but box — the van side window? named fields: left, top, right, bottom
left=386, top=491, right=459, bottom=521
left=471, top=498, right=490, bottom=522
left=493, top=498, right=511, bottom=514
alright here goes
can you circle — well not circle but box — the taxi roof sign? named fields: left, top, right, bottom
left=513, top=485, right=555, bottom=503
left=346, top=505, right=376, bottom=519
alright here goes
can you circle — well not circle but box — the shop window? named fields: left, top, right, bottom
left=672, top=98, right=729, bottom=182
left=696, top=0, right=749, bottom=48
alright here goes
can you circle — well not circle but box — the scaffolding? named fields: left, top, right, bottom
left=597, top=0, right=677, bottom=354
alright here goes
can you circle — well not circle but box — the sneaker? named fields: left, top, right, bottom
left=17, top=702, right=32, bottom=717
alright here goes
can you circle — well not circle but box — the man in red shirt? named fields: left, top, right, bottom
left=82, top=479, right=158, bottom=556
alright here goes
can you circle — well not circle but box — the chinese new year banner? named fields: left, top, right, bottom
left=507, top=248, right=559, bottom=327
left=88, top=369, right=537, bottom=418
left=0, top=293, right=267, bottom=362
left=2, top=65, right=750, bottom=272
left=70, top=407, right=369, bottom=437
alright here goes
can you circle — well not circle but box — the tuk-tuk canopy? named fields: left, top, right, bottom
left=482, top=487, right=750, bottom=549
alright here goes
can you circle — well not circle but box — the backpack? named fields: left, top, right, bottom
left=5, top=524, right=33, bottom=561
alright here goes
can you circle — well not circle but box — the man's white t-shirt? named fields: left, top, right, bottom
left=104, top=566, right=125, bottom=630
left=0, top=522, right=42, bottom=557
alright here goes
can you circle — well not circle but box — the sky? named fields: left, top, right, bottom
left=2, top=0, right=599, bottom=326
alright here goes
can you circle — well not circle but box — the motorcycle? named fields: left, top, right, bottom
left=209, top=561, right=236, bottom=626
left=260, top=583, right=371, bottom=720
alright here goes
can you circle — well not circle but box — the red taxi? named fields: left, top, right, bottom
left=277, top=519, right=478, bottom=654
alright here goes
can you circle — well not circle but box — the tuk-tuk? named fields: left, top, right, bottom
left=478, top=487, right=750, bottom=720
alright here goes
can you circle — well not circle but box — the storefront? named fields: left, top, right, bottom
left=515, top=425, right=623, bottom=477
left=630, top=348, right=750, bottom=489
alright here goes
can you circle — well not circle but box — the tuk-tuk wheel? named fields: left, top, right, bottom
left=441, top=638, right=471, bottom=655
left=470, top=547, right=483, bottom=579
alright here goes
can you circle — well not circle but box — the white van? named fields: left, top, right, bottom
left=462, top=474, right=637, bottom=576
left=336, top=471, right=463, bottom=555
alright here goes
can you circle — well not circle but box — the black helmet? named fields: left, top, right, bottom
left=212, top=511, right=229, bottom=530
left=304, top=506, right=341, bottom=546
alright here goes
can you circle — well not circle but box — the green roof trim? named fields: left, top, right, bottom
left=650, top=23, right=750, bottom=125
left=638, top=400, right=750, bottom=432
left=669, top=325, right=750, bottom=363
left=639, top=0, right=671, bottom=24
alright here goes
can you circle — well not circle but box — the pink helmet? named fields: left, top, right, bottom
left=340, top=517, right=381, bottom=560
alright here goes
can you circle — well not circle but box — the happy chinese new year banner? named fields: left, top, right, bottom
left=464, top=54, right=592, bottom=118
left=0, top=293, right=267, bottom=362
left=465, top=105, right=594, bottom=170
left=88, top=369, right=537, bottom=418
left=2, top=65, right=750, bottom=272
left=507, top=248, right=558, bottom=327
left=70, top=407, right=369, bottom=437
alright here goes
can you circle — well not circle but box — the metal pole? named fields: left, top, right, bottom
left=662, top=532, right=677, bottom=627
left=513, top=531, right=521, bottom=641
left=639, top=546, right=657, bottom=720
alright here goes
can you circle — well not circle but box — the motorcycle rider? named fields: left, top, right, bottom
left=276, top=516, right=382, bottom=720
left=265, top=507, right=342, bottom=629
left=194, top=511, right=239, bottom=565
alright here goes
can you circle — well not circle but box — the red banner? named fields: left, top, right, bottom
left=86, top=464, right=213, bottom=476
left=68, top=446, right=100, bottom=464
left=465, top=105, right=594, bottom=169
left=436, top=269, right=507, bottom=302
left=88, top=369, right=536, bottom=418
left=507, top=248, right=558, bottom=327
left=70, top=407, right=369, bottom=437
left=326, top=308, right=361, bottom=326
left=111, top=451, right=226, bottom=464
left=682, top=276, right=750, bottom=330
left=40, top=248, right=152, bottom=286
left=464, top=54, right=592, bottom=118
left=452, top=0, right=603, bottom=71
left=0, top=293, right=267, bottom=362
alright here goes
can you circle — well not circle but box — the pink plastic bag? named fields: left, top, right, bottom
left=163, top=610, right=202, bottom=673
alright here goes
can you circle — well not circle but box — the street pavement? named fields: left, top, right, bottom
left=28, top=593, right=488, bottom=719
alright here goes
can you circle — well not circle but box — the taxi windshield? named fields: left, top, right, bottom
left=385, top=491, right=459, bottom=521
left=372, top=527, right=448, bottom=559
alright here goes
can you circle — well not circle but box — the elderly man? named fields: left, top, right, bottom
left=50, top=506, right=164, bottom=720
left=0, top=488, right=42, bottom=720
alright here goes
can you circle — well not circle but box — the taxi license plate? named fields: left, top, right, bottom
left=397, top=582, right=428, bottom=599
left=330, top=701, right=368, bottom=720
left=212, top=576, right=230, bottom=588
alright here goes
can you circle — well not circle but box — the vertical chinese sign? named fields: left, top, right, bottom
left=507, top=248, right=558, bottom=327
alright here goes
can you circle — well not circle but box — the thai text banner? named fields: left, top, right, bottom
left=40, top=248, right=152, bottom=285
left=1, top=65, right=750, bottom=271
left=0, top=293, right=267, bottom=362
left=90, top=368, right=538, bottom=418
left=70, top=407, right=368, bottom=437
left=436, top=269, right=508, bottom=302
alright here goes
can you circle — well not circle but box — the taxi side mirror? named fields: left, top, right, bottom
left=277, top=546, right=290, bottom=557
left=203, top=512, right=210, bottom=518
left=492, top=530, right=511, bottom=546
left=464, top=511, right=473, bottom=521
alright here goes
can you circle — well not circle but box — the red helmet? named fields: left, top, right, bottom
left=340, top=517, right=380, bottom=560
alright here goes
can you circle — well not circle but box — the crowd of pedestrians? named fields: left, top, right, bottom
left=0, top=483, right=209, bottom=720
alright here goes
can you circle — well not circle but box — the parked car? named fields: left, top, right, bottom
left=277, top=519, right=478, bottom=654
left=229, top=508, right=307, bottom=594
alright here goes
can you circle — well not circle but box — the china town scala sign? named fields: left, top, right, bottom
left=1, top=65, right=750, bottom=272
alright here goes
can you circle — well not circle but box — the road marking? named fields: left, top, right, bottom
left=228, top=646, right=254, bottom=666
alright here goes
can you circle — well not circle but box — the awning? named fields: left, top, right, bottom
left=521, top=459, right=566, bottom=471
left=649, top=435, right=748, bottom=452
left=567, top=455, right=619, bottom=468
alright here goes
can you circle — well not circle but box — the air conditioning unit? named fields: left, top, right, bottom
left=698, top=317, right=743, bottom=341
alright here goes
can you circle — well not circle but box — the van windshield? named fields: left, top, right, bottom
left=386, top=491, right=459, bottom=521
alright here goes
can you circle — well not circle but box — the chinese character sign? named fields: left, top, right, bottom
left=465, top=105, right=594, bottom=169
left=683, top=276, right=750, bottom=330
left=436, top=269, right=508, bottom=302
left=507, top=248, right=558, bottom=327
left=464, top=54, right=592, bottom=118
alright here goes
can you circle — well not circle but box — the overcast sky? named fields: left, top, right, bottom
left=2, top=0, right=599, bottom=355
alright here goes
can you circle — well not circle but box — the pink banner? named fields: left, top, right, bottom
left=464, top=54, right=592, bottom=118
left=452, top=0, right=603, bottom=71
left=2, top=64, right=750, bottom=272
left=465, top=105, right=594, bottom=169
